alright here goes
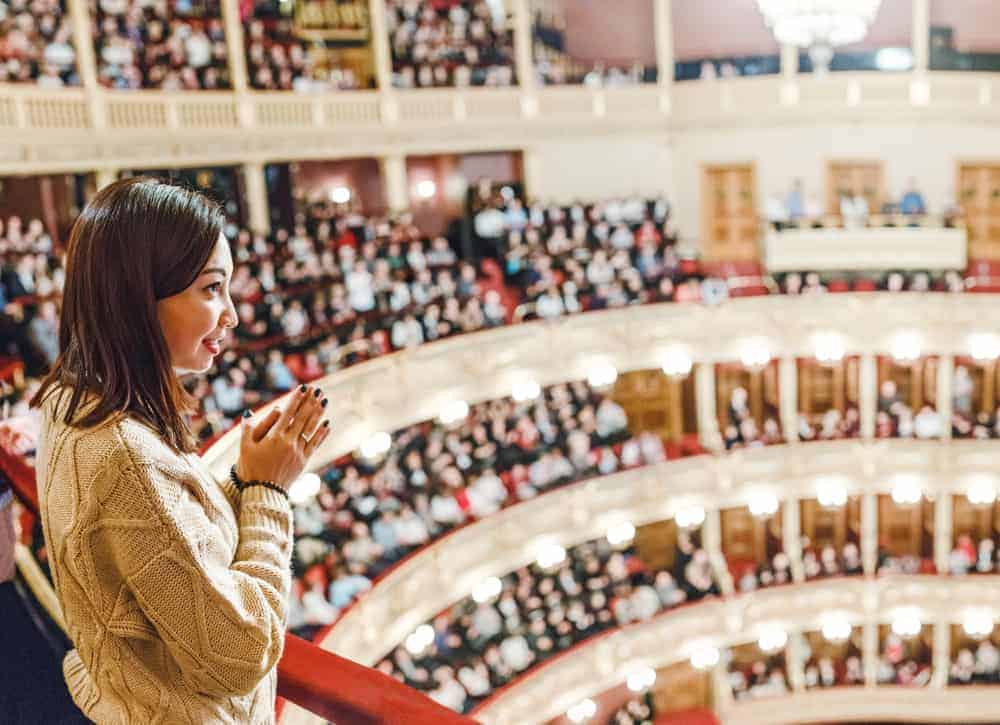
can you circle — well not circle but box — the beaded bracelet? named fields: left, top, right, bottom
left=230, top=465, right=290, bottom=502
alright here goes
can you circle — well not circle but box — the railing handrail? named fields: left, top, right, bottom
left=0, top=451, right=476, bottom=725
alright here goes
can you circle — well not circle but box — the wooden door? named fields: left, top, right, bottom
left=652, top=663, right=712, bottom=713
left=611, top=369, right=692, bottom=443
left=634, top=519, right=678, bottom=572
left=826, top=160, right=884, bottom=216
left=958, top=162, right=1000, bottom=260
left=701, top=164, right=759, bottom=262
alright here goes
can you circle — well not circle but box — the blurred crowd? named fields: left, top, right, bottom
left=951, top=639, right=1000, bottom=685
left=802, top=539, right=863, bottom=580
left=386, top=0, right=515, bottom=88
left=607, top=694, right=655, bottom=725
left=91, top=0, right=231, bottom=89
left=729, top=655, right=788, bottom=700
left=375, top=535, right=716, bottom=713
left=877, top=632, right=931, bottom=686
left=0, top=0, right=78, bottom=85
left=243, top=0, right=368, bottom=92
left=286, top=380, right=671, bottom=634
left=949, top=534, right=1000, bottom=576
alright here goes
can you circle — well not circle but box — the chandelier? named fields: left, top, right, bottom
left=756, top=0, right=883, bottom=72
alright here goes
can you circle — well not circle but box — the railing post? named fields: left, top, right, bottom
left=380, top=154, right=409, bottom=214
left=861, top=492, right=878, bottom=576
left=654, top=0, right=673, bottom=112
left=787, top=632, right=808, bottom=692
left=780, top=356, right=799, bottom=443
left=934, top=492, right=952, bottom=575
left=221, top=0, right=249, bottom=93
left=859, top=353, right=877, bottom=440
left=242, top=161, right=271, bottom=235
left=512, top=0, right=537, bottom=117
left=95, top=168, right=119, bottom=191
left=863, top=618, right=879, bottom=687
left=931, top=619, right=950, bottom=689
left=67, top=0, right=106, bottom=129
left=704, top=507, right=733, bottom=595
left=783, top=497, right=804, bottom=582
left=696, top=362, right=720, bottom=451
left=937, top=355, right=954, bottom=440
left=368, top=0, right=394, bottom=91
left=912, top=0, right=930, bottom=74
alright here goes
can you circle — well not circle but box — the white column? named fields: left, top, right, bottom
left=937, top=355, right=954, bottom=440
left=220, top=0, right=249, bottom=93
left=787, top=632, right=808, bottom=692
left=780, top=44, right=801, bottom=105
left=861, top=492, right=878, bottom=575
left=67, top=0, right=106, bottom=129
left=67, top=0, right=99, bottom=90
left=95, top=168, right=119, bottom=191
left=781, top=44, right=798, bottom=79
left=242, top=162, right=270, bottom=235
left=381, top=154, right=409, bottom=214
left=696, top=362, right=721, bottom=451
left=863, top=619, right=879, bottom=687
left=931, top=620, right=950, bottom=689
left=704, top=508, right=734, bottom=596
left=859, top=354, right=877, bottom=440
left=783, top=498, right=805, bottom=582
left=654, top=0, right=674, bottom=89
left=934, top=494, right=952, bottom=575
left=522, top=147, right=542, bottom=200
left=512, top=0, right=537, bottom=118
left=712, top=657, right=735, bottom=714
left=368, top=0, right=394, bottom=91
left=912, top=0, right=930, bottom=73
left=779, top=356, right=799, bottom=443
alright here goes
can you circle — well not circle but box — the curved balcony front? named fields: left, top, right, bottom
left=202, top=292, right=1000, bottom=478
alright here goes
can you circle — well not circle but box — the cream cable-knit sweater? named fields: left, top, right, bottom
left=35, top=388, right=294, bottom=724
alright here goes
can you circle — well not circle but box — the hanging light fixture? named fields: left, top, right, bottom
left=756, top=0, right=883, bottom=73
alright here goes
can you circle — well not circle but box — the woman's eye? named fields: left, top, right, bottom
left=205, top=283, right=222, bottom=294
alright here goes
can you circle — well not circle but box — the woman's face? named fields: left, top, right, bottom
left=157, top=234, right=237, bottom=376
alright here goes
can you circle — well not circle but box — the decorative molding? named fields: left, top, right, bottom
left=3, top=73, right=1000, bottom=174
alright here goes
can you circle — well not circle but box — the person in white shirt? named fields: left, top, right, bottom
left=345, top=260, right=375, bottom=312
left=535, top=286, right=565, bottom=319
left=391, top=313, right=424, bottom=349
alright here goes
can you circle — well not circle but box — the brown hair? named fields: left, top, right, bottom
left=30, top=177, right=225, bottom=454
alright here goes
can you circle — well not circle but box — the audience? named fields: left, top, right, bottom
left=607, top=693, right=655, bottom=725
left=0, top=0, right=78, bottom=85
left=951, top=639, right=1000, bottom=685
left=877, top=632, right=931, bottom=686
left=729, top=654, right=788, bottom=700
left=92, top=0, right=231, bottom=89
left=876, top=379, right=942, bottom=440
left=386, top=0, right=515, bottom=88
left=243, top=0, right=369, bottom=92
left=801, top=538, right=863, bottom=581
left=375, top=535, right=714, bottom=713
left=285, top=379, right=672, bottom=635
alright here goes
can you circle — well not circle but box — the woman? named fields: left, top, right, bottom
left=30, top=178, right=331, bottom=723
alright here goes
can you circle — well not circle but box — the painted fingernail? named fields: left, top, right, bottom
left=313, top=388, right=322, bottom=398
left=322, top=419, right=330, bottom=427
left=242, top=409, right=252, bottom=418
left=321, top=398, right=328, bottom=408
left=299, top=384, right=307, bottom=393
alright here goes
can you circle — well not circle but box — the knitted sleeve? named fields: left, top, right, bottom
left=105, top=444, right=294, bottom=698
